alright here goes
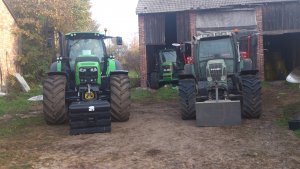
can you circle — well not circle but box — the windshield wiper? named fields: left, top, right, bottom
left=69, top=40, right=81, bottom=48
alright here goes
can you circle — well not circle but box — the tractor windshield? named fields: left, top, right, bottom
left=69, top=39, right=105, bottom=71
left=160, top=50, right=177, bottom=63
left=197, top=37, right=235, bottom=78
left=198, top=38, right=234, bottom=59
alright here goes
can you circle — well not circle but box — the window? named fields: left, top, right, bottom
left=69, top=39, right=104, bottom=71
left=160, top=50, right=177, bottom=63
left=198, top=38, right=234, bottom=59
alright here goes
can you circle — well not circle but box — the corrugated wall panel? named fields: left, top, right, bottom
left=263, top=3, right=300, bottom=34
left=196, top=9, right=257, bottom=33
left=144, top=14, right=165, bottom=45
left=176, top=12, right=191, bottom=43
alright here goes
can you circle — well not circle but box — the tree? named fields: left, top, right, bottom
left=124, top=37, right=140, bottom=77
left=7, top=0, right=99, bottom=81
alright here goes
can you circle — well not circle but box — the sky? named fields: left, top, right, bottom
left=90, top=0, right=139, bottom=44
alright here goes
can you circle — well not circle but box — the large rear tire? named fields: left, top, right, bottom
left=110, top=74, right=131, bottom=122
left=179, top=79, right=196, bottom=120
left=150, top=72, right=159, bottom=89
left=43, top=75, right=68, bottom=124
left=241, top=75, right=262, bottom=118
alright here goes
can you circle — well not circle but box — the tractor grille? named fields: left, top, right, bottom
left=79, top=67, right=98, bottom=84
left=162, top=65, right=172, bottom=73
left=208, top=63, right=223, bottom=81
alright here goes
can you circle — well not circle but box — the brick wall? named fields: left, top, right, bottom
left=138, top=15, right=147, bottom=88
left=256, top=7, right=265, bottom=80
left=0, top=1, right=19, bottom=92
left=189, top=11, right=197, bottom=57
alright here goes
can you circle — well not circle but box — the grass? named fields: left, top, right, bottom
left=285, top=81, right=300, bottom=90
left=128, top=71, right=139, bottom=78
left=275, top=101, right=300, bottom=138
left=131, top=86, right=178, bottom=102
left=155, top=86, right=178, bottom=100
left=0, top=86, right=42, bottom=116
left=261, top=81, right=271, bottom=89
left=0, top=86, right=43, bottom=138
left=0, top=116, right=44, bottom=138
left=131, top=88, right=152, bottom=101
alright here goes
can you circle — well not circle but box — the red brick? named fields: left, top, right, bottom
left=256, top=7, right=265, bottom=80
left=138, top=15, right=147, bottom=88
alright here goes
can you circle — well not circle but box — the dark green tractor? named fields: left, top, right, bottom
left=150, top=49, right=183, bottom=89
left=179, top=31, right=262, bottom=123
left=43, top=32, right=130, bottom=135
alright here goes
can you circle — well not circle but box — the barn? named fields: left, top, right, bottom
left=136, top=0, right=300, bottom=88
left=0, top=0, right=20, bottom=92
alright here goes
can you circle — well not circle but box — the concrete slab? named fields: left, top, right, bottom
left=28, top=95, right=43, bottom=101
left=196, top=100, right=241, bottom=127
left=14, top=73, right=30, bottom=92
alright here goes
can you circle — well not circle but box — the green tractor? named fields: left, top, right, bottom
left=179, top=31, right=262, bottom=125
left=43, top=32, right=130, bottom=135
left=150, top=48, right=184, bottom=89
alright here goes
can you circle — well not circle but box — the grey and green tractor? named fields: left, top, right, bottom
left=43, top=32, right=130, bottom=135
left=179, top=31, right=262, bottom=126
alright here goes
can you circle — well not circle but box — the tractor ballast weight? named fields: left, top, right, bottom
left=43, top=32, right=130, bottom=135
left=179, top=31, right=262, bottom=126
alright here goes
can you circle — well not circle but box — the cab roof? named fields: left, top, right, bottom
left=65, top=32, right=106, bottom=40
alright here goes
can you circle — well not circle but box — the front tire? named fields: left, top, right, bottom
left=150, top=72, right=159, bottom=89
left=110, top=74, right=131, bottom=122
left=241, top=75, right=262, bottom=118
left=43, top=75, right=68, bottom=124
left=179, top=79, right=196, bottom=120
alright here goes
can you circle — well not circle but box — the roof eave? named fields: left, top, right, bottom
left=2, top=0, right=17, bottom=22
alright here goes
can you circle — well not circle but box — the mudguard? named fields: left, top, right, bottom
left=240, top=69, right=259, bottom=76
left=179, top=64, right=195, bottom=79
left=110, top=70, right=128, bottom=76
left=47, top=62, right=66, bottom=76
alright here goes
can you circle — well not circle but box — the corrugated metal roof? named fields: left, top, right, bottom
left=2, top=0, right=17, bottom=21
left=136, top=0, right=299, bottom=14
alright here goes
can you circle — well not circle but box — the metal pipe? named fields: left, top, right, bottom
left=215, top=81, right=219, bottom=103
left=247, top=34, right=251, bottom=58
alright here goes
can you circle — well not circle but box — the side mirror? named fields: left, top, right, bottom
left=116, top=37, right=123, bottom=45
left=47, top=38, right=53, bottom=48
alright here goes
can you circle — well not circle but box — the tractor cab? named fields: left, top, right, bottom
left=66, top=33, right=106, bottom=72
left=196, top=33, right=237, bottom=93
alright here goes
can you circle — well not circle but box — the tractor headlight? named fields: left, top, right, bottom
left=90, top=67, right=97, bottom=72
left=79, top=68, right=87, bottom=72
left=221, top=76, right=226, bottom=81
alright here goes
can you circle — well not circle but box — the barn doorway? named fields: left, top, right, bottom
left=146, top=45, right=165, bottom=83
left=165, top=13, right=177, bottom=46
left=264, top=33, right=300, bottom=81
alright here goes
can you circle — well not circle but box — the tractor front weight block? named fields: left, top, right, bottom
left=69, top=100, right=111, bottom=135
left=196, top=100, right=241, bottom=127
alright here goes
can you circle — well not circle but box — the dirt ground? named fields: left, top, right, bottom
left=1, top=82, right=300, bottom=169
